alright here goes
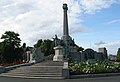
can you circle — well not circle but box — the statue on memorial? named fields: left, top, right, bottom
left=53, top=35, right=61, bottom=46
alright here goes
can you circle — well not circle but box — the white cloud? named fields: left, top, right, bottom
left=107, top=19, right=120, bottom=24
left=81, top=0, right=119, bottom=14
left=105, top=41, right=120, bottom=48
left=95, top=41, right=106, bottom=45
left=105, top=41, right=120, bottom=55
left=0, top=0, right=84, bottom=46
left=94, top=40, right=120, bottom=55
left=0, top=0, right=119, bottom=47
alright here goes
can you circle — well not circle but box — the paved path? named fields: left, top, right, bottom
left=0, top=76, right=120, bottom=82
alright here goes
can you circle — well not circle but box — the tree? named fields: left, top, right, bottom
left=0, top=42, right=4, bottom=63
left=34, top=39, right=42, bottom=48
left=116, top=48, right=120, bottom=60
left=1, top=31, right=21, bottom=62
left=1, top=31, right=21, bottom=48
left=34, top=39, right=54, bottom=56
left=83, top=49, right=95, bottom=60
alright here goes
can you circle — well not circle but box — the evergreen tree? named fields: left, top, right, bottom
left=116, top=48, right=120, bottom=60
left=1, top=31, right=21, bottom=62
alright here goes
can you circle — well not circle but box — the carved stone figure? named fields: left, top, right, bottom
left=54, top=35, right=61, bottom=46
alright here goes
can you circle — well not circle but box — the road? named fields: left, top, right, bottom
left=0, top=76, right=120, bottom=82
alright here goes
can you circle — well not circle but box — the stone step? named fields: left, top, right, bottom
left=1, top=61, right=65, bottom=79
left=0, top=74, right=64, bottom=79
left=27, top=66, right=62, bottom=72
left=4, top=72, right=62, bottom=75
left=10, top=71, right=62, bottom=74
left=33, top=61, right=63, bottom=66
left=10, top=66, right=63, bottom=73
left=1, top=73, right=62, bottom=77
left=1, top=71, right=63, bottom=79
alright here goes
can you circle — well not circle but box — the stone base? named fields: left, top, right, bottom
left=53, top=46, right=63, bottom=61
left=53, top=55, right=63, bottom=61
left=0, top=66, right=5, bottom=73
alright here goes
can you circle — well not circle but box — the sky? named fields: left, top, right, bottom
left=0, top=0, right=120, bottom=55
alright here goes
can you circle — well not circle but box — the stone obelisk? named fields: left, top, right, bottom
left=63, top=4, right=69, bottom=36
left=62, top=4, right=71, bottom=44
left=62, top=4, right=70, bottom=59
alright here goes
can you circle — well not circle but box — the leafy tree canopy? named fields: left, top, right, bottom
left=1, top=31, right=21, bottom=48
left=116, top=48, right=120, bottom=60
left=0, top=31, right=22, bottom=63
left=34, top=39, right=54, bottom=56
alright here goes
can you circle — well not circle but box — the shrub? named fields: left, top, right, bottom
left=69, top=61, right=120, bottom=74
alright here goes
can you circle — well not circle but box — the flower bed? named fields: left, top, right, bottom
left=69, top=61, right=120, bottom=75
left=0, top=61, right=23, bottom=67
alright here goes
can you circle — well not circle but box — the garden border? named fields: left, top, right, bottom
left=70, top=72, right=120, bottom=79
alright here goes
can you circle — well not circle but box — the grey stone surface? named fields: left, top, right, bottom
left=62, top=69, right=69, bottom=79
left=24, top=48, right=44, bottom=63
left=32, top=48, right=44, bottom=63
left=63, top=4, right=69, bottom=36
left=0, top=61, right=64, bottom=79
left=53, top=46, right=63, bottom=61
left=62, top=62, right=69, bottom=78
left=26, top=51, right=31, bottom=62
left=80, top=48, right=108, bottom=62
left=1, top=75, right=120, bottom=82
left=98, top=47, right=108, bottom=60
left=0, top=66, right=5, bottom=73
left=70, top=72, right=120, bottom=79
left=5, top=62, right=35, bottom=72
left=69, top=52, right=81, bottom=62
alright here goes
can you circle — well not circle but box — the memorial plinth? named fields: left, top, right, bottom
left=53, top=46, right=63, bottom=61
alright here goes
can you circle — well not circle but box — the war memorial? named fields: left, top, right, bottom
left=53, top=4, right=108, bottom=62
left=0, top=4, right=110, bottom=79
